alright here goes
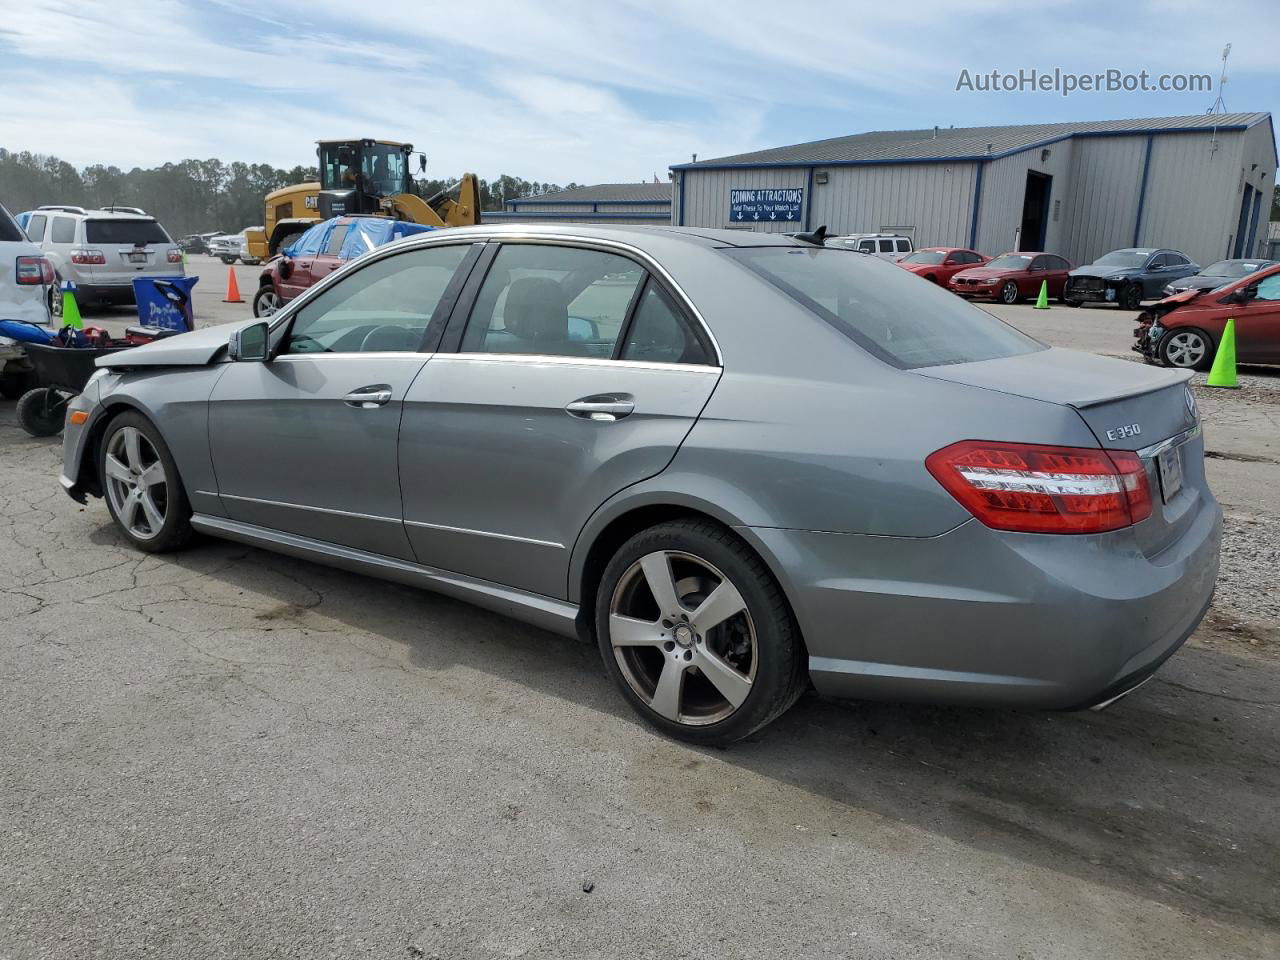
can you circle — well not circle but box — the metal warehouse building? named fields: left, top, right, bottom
left=484, top=182, right=671, bottom=224
left=671, top=113, right=1276, bottom=269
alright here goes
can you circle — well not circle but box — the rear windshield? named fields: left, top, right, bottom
left=728, top=247, right=1042, bottom=369
left=0, top=204, right=23, bottom=243
left=902, top=251, right=945, bottom=265
left=85, top=219, right=170, bottom=245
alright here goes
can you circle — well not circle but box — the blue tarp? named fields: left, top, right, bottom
left=283, top=216, right=436, bottom=261
left=133, top=276, right=198, bottom=332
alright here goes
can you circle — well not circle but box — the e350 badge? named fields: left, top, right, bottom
left=1106, top=423, right=1142, bottom=442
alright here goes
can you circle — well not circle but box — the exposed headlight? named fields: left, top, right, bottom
left=1106, top=275, right=1126, bottom=283
left=86, top=368, right=108, bottom=386
left=981, top=278, right=999, bottom=284
left=1148, top=323, right=1164, bottom=340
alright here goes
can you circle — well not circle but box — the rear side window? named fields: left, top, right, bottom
left=728, top=247, right=1043, bottom=369
left=620, top=281, right=713, bottom=365
left=877, top=239, right=893, bottom=253
left=25, top=214, right=47, bottom=242
left=85, top=219, right=169, bottom=245
left=50, top=217, right=76, bottom=243
left=461, top=244, right=644, bottom=359
left=895, top=239, right=911, bottom=253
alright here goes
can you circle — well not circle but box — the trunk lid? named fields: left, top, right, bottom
left=916, top=347, right=1205, bottom=557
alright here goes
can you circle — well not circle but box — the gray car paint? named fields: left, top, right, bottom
left=61, top=223, right=1221, bottom=711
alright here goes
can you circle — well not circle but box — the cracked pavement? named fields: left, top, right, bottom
left=2, top=268, right=1278, bottom=959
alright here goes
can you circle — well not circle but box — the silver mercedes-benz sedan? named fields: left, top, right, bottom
left=60, top=224, right=1220, bottom=744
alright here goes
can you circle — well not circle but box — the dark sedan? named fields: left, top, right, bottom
left=1162, top=258, right=1274, bottom=296
left=1064, top=248, right=1200, bottom=309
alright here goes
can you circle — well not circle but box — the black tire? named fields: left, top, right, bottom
left=252, top=284, right=283, bottom=318
left=1000, top=281, right=1021, bottom=305
left=1119, top=283, right=1143, bottom=311
left=1158, top=327, right=1214, bottom=371
left=16, top=387, right=66, bottom=437
left=924, top=274, right=938, bottom=285
left=98, top=411, right=193, bottom=553
left=594, top=519, right=806, bottom=746
left=1063, top=298, right=1083, bottom=308
left=219, top=255, right=237, bottom=265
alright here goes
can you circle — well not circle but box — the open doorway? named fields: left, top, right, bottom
left=1019, top=171, right=1052, bottom=251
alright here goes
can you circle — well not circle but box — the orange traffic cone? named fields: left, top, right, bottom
left=223, top=265, right=244, bottom=303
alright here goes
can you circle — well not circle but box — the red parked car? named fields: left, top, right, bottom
left=1134, top=262, right=1280, bottom=369
left=895, top=247, right=987, bottom=285
left=949, top=251, right=1073, bottom=305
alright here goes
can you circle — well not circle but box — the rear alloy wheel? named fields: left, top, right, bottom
left=1160, top=328, right=1212, bottom=370
left=595, top=520, right=806, bottom=745
left=253, top=285, right=281, bottom=318
left=1000, top=281, right=1020, bottom=304
left=100, top=413, right=192, bottom=552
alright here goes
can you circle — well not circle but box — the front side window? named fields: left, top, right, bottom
left=728, top=247, right=1043, bottom=369
left=877, top=239, right=894, bottom=253
left=284, top=244, right=469, bottom=354
left=620, top=281, right=713, bottom=365
left=324, top=224, right=350, bottom=257
left=460, top=245, right=644, bottom=359
left=50, top=217, right=76, bottom=244
left=857, top=240, right=876, bottom=254
left=895, top=239, right=911, bottom=253
left=288, top=221, right=330, bottom=257
left=1253, top=273, right=1280, bottom=302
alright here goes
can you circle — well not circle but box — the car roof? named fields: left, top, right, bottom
left=401, top=222, right=817, bottom=249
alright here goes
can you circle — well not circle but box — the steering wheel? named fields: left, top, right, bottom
left=359, top=325, right=418, bottom=352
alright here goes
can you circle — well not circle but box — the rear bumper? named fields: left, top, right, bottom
left=745, top=499, right=1221, bottom=710
left=76, top=283, right=137, bottom=304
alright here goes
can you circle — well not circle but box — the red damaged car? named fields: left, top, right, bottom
left=949, top=251, right=1073, bottom=305
left=1134, top=262, right=1280, bottom=369
left=895, top=247, right=986, bottom=285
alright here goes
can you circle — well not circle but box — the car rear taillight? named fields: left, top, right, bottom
left=15, top=256, right=55, bottom=285
left=167, top=249, right=183, bottom=263
left=926, top=440, right=1152, bottom=534
left=70, top=249, right=106, bottom=265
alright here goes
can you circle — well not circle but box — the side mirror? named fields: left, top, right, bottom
left=943, top=259, right=956, bottom=266
left=229, top=321, right=270, bottom=362
left=1230, top=285, right=1258, bottom=304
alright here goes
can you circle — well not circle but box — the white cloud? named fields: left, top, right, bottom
left=1, top=0, right=1276, bottom=181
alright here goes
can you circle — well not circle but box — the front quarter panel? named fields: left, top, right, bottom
left=68, top=364, right=229, bottom=516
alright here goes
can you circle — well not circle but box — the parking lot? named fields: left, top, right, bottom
left=2, top=254, right=1278, bottom=958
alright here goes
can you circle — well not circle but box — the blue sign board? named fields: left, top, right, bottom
left=729, top=188, right=804, bottom=224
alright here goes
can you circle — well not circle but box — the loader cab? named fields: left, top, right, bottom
left=316, top=139, right=418, bottom=219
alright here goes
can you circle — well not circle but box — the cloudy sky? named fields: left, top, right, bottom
left=1, top=0, right=1276, bottom=183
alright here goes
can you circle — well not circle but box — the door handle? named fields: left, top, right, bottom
left=343, top=385, right=393, bottom=408
left=565, top=395, right=635, bottom=421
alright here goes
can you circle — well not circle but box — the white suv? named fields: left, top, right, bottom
left=22, top=206, right=183, bottom=307
left=826, top=233, right=914, bottom=262
left=0, top=201, right=54, bottom=397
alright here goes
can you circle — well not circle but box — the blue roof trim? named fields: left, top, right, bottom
left=482, top=211, right=671, bottom=220
left=670, top=124, right=1254, bottom=172
left=506, top=198, right=671, bottom=207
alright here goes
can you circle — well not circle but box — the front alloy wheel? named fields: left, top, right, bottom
left=1161, top=329, right=1210, bottom=370
left=99, top=413, right=193, bottom=552
left=104, top=426, right=169, bottom=541
left=1000, top=281, right=1020, bottom=304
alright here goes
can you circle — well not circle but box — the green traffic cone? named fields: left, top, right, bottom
left=1034, top=280, right=1050, bottom=310
left=1206, top=318, right=1240, bottom=388
left=61, top=288, right=83, bottom=330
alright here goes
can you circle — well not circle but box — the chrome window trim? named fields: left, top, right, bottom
left=438, top=352, right=720, bottom=375
left=269, top=231, right=724, bottom=367
left=1136, top=423, right=1200, bottom=460
left=271, top=352, right=433, bottom=362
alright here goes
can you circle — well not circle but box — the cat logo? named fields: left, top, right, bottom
left=304, top=195, right=318, bottom=210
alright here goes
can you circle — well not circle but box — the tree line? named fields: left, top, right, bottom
left=0, top=149, right=581, bottom=238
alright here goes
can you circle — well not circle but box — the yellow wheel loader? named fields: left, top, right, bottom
left=244, top=139, right=480, bottom=261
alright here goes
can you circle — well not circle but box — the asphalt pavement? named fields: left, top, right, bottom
left=2, top=256, right=1278, bottom=959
